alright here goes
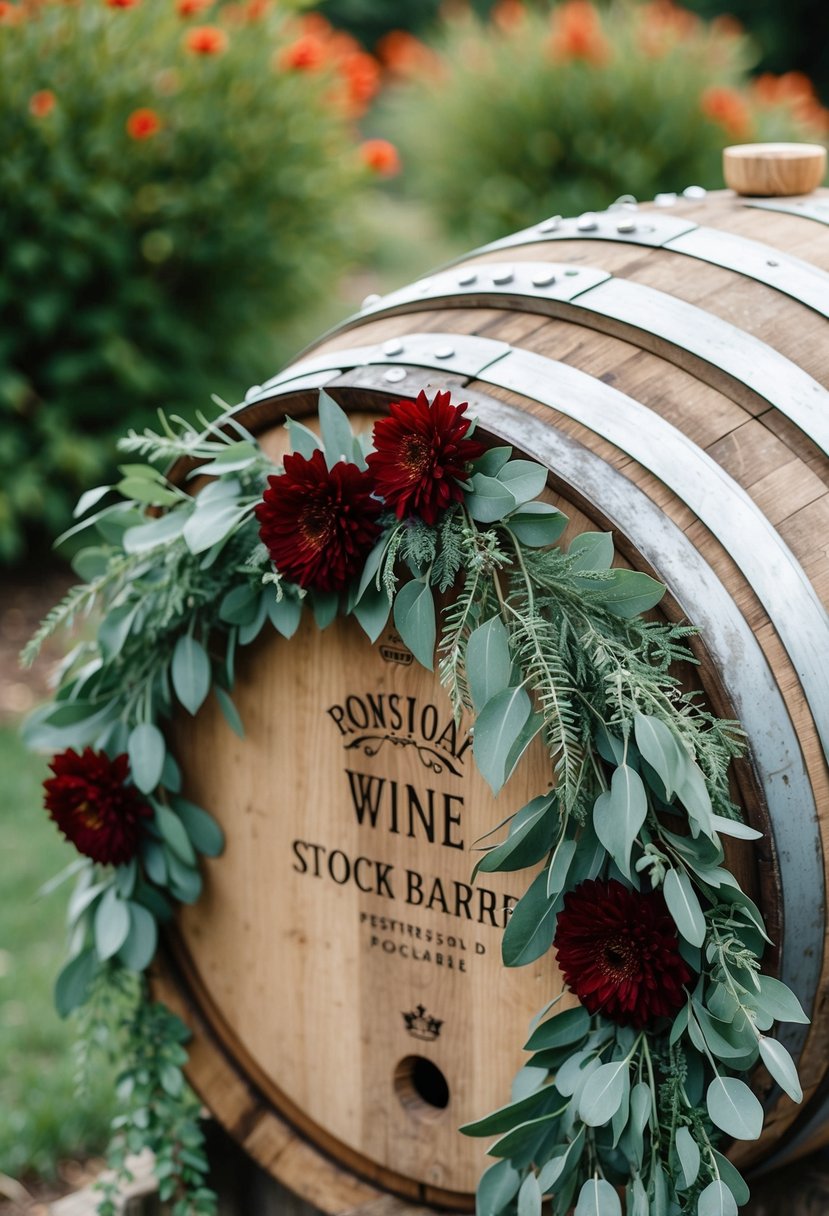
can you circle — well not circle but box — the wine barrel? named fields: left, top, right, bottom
left=154, top=178, right=829, bottom=1211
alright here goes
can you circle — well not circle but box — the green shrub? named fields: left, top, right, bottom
left=382, top=0, right=829, bottom=245
left=0, top=0, right=377, bottom=563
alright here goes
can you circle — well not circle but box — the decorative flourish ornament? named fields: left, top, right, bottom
left=23, top=388, right=807, bottom=1216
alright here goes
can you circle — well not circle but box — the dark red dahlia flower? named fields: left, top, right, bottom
left=44, top=748, right=152, bottom=866
left=256, top=448, right=381, bottom=593
left=366, top=389, right=484, bottom=525
left=554, top=878, right=692, bottom=1028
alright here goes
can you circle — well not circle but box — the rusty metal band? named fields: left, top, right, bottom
left=461, top=210, right=829, bottom=319
left=744, top=198, right=829, bottom=226
left=348, top=264, right=829, bottom=456
left=240, top=335, right=826, bottom=1050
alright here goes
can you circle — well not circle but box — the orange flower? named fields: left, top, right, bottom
left=701, top=85, right=751, bottom=139
left=0, top=2, right=24, bottom=25
left=637, top=0, right=699, bottom=57
left=753, top=72, right=829, bottom=136
left=126, top=107, right=162, bottom=139
left=184, top=23, right=228, bottom=53
left=176, top=0, right=211, bottom=17
left=29, top=89, right=56, bottom=118
left=492, top=0, right=525, bottom=31
left=244, top=0, right=268, bottom=19
left=549, top=0, right=610, bottom=65
left=339, top=50, right=381, bottom=116
left=278, top=32, right=327, bottom=71
left=105, top=0, right=140, bottom=8
left=376, top=28, right=441, bottom=77
left=360, top=138, right=401, bottom=177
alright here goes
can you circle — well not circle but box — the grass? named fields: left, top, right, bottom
left=0, top=725, right=114, bottom=1181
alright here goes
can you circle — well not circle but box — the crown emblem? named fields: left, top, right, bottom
left=380, top=632, right=413, bottom=665
left=402, top=1004, right=443, bottom=1041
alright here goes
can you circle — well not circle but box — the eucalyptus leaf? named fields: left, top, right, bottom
left=498, top=460, right=548, bottom=505
left=525, top=1006, right=591, bottom=1052
left=538, top=1128, right=585, bottom=1193
left=574, top=1177, right=622, bottom=1216
left=596, top=569, right=666, bottom=618
left=467, top=473, right=517, bottom=523
left=394, top=580, right=436, bottom=670
left=633, top=713, right=684, bottom=799
left=476, top=1159, right=521, bottom=1216
left=517, top=1172, right=541, bottom=1216
left=710, top=815, right=763, bottom=841
left=94, top=887, right=130, bottom=961
left=579, top=1060, right=629, bottom=1127
left=674, top=1126, right=700, bottom=1190
left=172, top=635, right=212, bottom=716
left=706, top=1076, right=763, bottom=1140
left=592, top=765, right=647, bottom=880
left=123, top=511, right=187, bottom=554
left=754, top=975, right=809, bottom=1025
left=569, top=532, right=614, bottom=572
left=220, top=584, right=258, bottom=626
left=154, top=804, right=197, bottom=866
left=117, top=478, right=180, bottom=507
left=117, top=902, right=158, bottom=972
left=285, top=416, right=322, bottom=458
left=474, top=686, right=532, bottom=795
left=128, top=723, right=165, bottom=794
left=663, top=868, right=706, bottom=947
left=461, top=1085, right=557, bottom=1137
left=547, top=837, right=577, bottom=899
left=318, top=391, right=355, bottom=467
left=711, top=1153, right=750, bottom=1206
left=267, top=592, right=303, bottom=639
left=476, top=795, right=556, bottom=874
left=467, top=617, right=513, bottom=713
left=758, top=1037, right=803, bottom=1102
left=488, top=1114, right=560, bottom=1159
left=502, top=870, right=560, bottom=967
left=697, top=1181, right=737, bottom=1216
left=173, top=797, right=225, bottom=858
left=475, top=447, right=512, bottom=477
left=54, top=949, right=99, bottom=1018
left=508, top=502, right=567, bottom=547
left=215, top=685, right=245, bottom=738
left=354, top=583, right=392, bottom=643
left=192, top=440, right=259, bottom=476
left=182, top=501, right=246, bottom=555
left=74, top=485, right=113, bottom=518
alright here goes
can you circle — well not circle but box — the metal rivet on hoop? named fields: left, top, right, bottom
left=537, top=216, right=562, bottom=233
left=654, top=192, right=677, bottom=207
left=457, top=270, right=478, bottom=286
left=361, top=293, right=382, bottom=309
left=530, top=268, right=557, bottom=287
left=383, top=339, right=404, bottom=356
left=576, top=213, right=598, bottom=232
left=491, top=266, right=514, bottom=285
left=244, top=385, right=262, bottom=402
left=616, top=218, right=637, bottom=234
left=683, top=185, right=707, bottom=199
left=434, top=344, right=455, bottom=359
left=384, top=367, right=407, bottom=383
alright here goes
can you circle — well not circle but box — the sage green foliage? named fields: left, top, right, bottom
left=0, top=727, right=113, bottom=1178
left=25, top=391, right=807, bottom=1210
left=0, top=0, right=369, bottom=563
left=383, top=3, right=827, bottom=244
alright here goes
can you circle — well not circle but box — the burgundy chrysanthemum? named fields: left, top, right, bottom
left=366, top=389, right=485, bottom=525
left=256, top=448, right=382, bottom=592
left=554, top=878, right=692, bottom=1028
left=44, top=748, right=152, bottom=866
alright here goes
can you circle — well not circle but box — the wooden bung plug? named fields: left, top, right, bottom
left=724, top=141, right=827, bottom=197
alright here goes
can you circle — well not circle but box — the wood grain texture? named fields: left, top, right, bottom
left=152, top=189, right=829, bottom=1207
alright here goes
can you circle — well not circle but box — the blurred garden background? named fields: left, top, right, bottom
left=1, top=0, right=827, bottom=1207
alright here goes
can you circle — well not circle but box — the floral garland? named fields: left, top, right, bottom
left=24, top=389, right=809, bottom=1216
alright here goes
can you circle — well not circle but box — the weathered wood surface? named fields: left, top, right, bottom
left=151, top=186, right=829, bottom=1208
